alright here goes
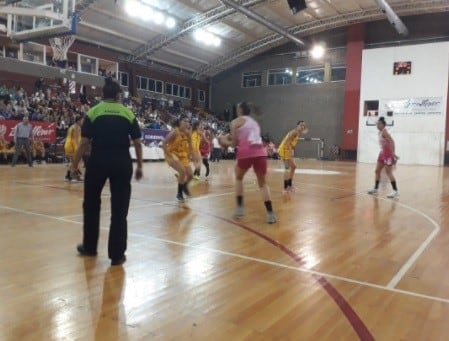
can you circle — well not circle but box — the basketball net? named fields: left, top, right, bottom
left=49, top=35, right=76, bottom=62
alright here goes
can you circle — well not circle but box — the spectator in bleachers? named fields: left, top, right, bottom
left=34, top=78, right=44, bottom=93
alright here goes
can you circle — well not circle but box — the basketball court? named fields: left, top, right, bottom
left=1, top=0, right=449, bottom=339
left=1, top=160, right=449, bottom=339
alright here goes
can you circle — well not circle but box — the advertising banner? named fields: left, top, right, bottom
left=380, top=97, right=443, bottom=116
left=142, top=129, right=169, bottom=145
left=0, top=120, right=57, bottom=143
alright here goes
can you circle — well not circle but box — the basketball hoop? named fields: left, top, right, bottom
left=49, top=34, right=75, bottom=65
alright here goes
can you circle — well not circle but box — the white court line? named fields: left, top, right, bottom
left=126, top=231, right=449, bottom=305
left=295, top=181, right=441, bottom=289
left=0, top=202, right=448, bottom=304
left=3, top=176, right=441, bottom=290
left=377, top=197, right=440, bottom=289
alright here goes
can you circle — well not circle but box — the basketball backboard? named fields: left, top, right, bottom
left=0, top=0, right=76, bottom=41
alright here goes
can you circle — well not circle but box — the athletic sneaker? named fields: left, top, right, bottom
left=193, top=175, right=201, bottom=181
left=233, top=206, right=244, bottom=218
left=266, top=212, right=277, bottom=224
left=387, top=190, right=399, bottom=199
left=368, top=189, right=378, bottom=195
left=71, top=175, right=84, bottom=183
left=286, top=186, right=297, bottom=193
left=183, top=185, right=191, bottom=197
left=64, top=177, right=72, bottom=182
left=176, top=193, right=185, bottom=203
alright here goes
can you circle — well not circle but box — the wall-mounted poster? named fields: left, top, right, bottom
left=393, top=61, right=412, bottom=75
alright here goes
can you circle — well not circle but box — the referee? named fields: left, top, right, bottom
left=11, top=116, right=34, bottom=167
left=70, top=77, right=143, bottom=266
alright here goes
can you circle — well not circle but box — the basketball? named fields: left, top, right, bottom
left=218, top=134, right=232, bottom=147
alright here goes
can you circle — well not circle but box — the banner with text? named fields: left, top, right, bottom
left=0, top=120, right=57, bottom=143
left=142, top=129, right=169, bottom=144
left=380, top=97, right=444, bottom=116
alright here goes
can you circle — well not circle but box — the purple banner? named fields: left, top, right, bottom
left=142, top=129, right=169, bottom=144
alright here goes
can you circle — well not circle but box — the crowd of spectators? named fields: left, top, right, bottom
left=0, top=79, right=290, bottom=165
left=0, top=80, right=233, bottom=164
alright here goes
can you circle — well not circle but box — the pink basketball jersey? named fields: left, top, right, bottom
left=236, top=116, right=267, bottom=159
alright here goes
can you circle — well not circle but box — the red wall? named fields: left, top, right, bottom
left=341, top=24, right=365, bottom=158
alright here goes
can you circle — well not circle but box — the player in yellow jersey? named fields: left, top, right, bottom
left=278, top=120, right=308, bottom=192
left=64, top=115, right=84, bottom=182
left=162, top=115, right=195, bottom=202
left=191, top=120, right=204, bottom=180
left=32, top=139, right=46, bottom=164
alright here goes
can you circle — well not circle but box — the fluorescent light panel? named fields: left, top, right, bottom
left=124, top=0, right=176, bottom=29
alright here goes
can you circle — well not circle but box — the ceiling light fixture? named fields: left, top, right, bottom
left=124, top=0, right=175, bottom=29
left=193, top=29, right=221, bottom=48
left=310, top=44, right=325, bottom=59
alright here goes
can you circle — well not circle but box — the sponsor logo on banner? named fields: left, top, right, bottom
left=0, top=124, right=6, bottom=138
left=380, top=97, right=443, bottom=116
left=142, top=129, right=169, bottom=144
left=0, top=120, right=56, bottom=143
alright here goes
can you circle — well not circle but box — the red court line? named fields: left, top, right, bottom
left=206, top=212, right=375, bottom=341
left=139, top=198, right=375, bottom=340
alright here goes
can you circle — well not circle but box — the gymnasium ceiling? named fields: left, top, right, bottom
left=25, top=0, right=449, bottom=77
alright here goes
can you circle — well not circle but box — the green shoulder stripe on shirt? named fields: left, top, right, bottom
left=87, top=102, right=136, bottom=123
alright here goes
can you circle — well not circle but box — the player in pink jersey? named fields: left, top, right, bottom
left=219, top=102, right=276, bottom=224
left=368, top=117, right=399, bottom=198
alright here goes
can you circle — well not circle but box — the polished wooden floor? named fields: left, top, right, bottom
left=1, top=159, right=449, bottom=340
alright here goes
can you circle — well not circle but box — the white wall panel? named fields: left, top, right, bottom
left=358, top=42, right=449, bottom=165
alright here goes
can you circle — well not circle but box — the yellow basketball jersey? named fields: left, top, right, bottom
left=278, top=131, right=299, bottom=159
left=167, top=128, right=191, bottom=160
left=191, top=131, right=201, bottom=151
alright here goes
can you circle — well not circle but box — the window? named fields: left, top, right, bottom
left=242, top=72, right=262, bottom=88
left=268, top=69, right=292, bottom=86
left=138, top=76, right=163, bottom=93
left=198, top=90, right=205, bottom=102
left=148, top=79, right=155, bottom=92
left=79, top=54, right=98, bottom=74
left=139, top=77, right=148, bottom=90
left=98, top=58, right=117, bottom=78
left=118, top=72, right=129, bottom=87
left=165, top=83, right=172, bottom=95
left=21, top=42, right=45, bottom=64
left=155, top=80, right=163, bottom=93
left=165, top=82, right=191, bottom=98
left=331, top=66, right=346, bottom=82
left=172, top=84, right=179, bottom=97
left=296, top=68, right=324, bottom=84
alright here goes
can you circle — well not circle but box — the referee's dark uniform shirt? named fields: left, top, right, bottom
left=81, top=101, right=141, bottom=261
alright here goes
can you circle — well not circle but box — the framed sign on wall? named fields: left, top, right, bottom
left=393, top=61, right=412, bottom=75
